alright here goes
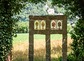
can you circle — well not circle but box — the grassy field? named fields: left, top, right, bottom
left=12, top=33, right=72, bottom=61
left=13, top=33, right=71, bottom=43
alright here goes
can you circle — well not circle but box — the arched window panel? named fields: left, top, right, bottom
left=57, top=20, right=62, bottom=30
left=34, top=20, right=40, bottom=30
left=51, top=20, right=57, bottom=30
left=41, top=20, right=46, bottom=30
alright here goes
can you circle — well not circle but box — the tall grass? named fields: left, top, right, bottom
left=12, top=33, right=72, bottom=61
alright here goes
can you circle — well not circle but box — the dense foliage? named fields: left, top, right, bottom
left=17, top=2, right=66, bottom=21
left=52, top=0, right=84, bottom=19
left=52, top=0, right=84, bottom=61
left=17, top=3, right=48, bottom=21
left=70, top=19, right=84, bottom=61
left=0, top=0, right=29, bottom=61
left=15, top=21, right=29, bottom=33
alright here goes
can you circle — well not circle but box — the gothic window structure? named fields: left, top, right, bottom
left=34, top=20, right=39, bottom=30
left=41, top=20, right=46, bottom=30
left=57, top=20, right=62, bottom=30
left=29, top=15, right=67, bottom=61
left=51, top=20, right=56, bottom=30
left=34, top=20, right=46, bottom=30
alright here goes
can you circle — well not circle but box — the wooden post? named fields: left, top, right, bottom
left=62, top=16, right=67, bottom=61
left=46, top=34, right=51, bottom=61
left=62, top=34, right=67, bottom=61
left=46, top=18, right=51, bottom=61
left=29, top=18, right=34, bottom=61
left=29, top=33, right=34, bottom=61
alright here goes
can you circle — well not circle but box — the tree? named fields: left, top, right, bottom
left=52, top=0, right=84, bottom=19
left=52, top=0, right=84, bottom=61
left=0, top=0, right=27, bottom=60
left=17, top=3, right=48, bottom=21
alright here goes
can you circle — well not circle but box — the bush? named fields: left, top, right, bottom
left=58, top=54, right=75, bottom=61
left=67, top=24, right=72, bottom=33
left=67, top=54, right=76, bottom=61
left=14, top=21, right=29, bottom=33
left=70, top=19, right=84, bottom=61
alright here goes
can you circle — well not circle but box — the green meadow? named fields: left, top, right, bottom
left=13, top=33, right=70, bottom=43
